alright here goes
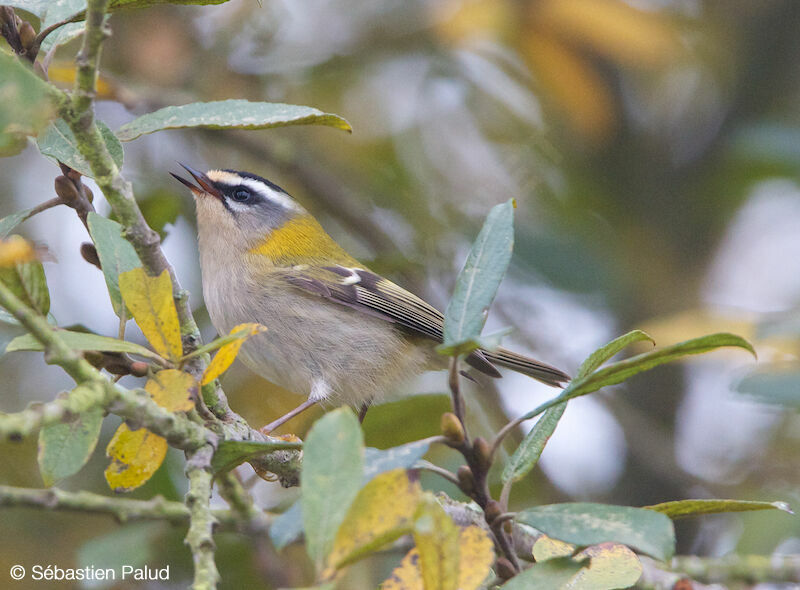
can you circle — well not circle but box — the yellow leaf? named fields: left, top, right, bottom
left=381, top=525, right=493, bottom=590
left=327, top=469, right=421, bottom=572
left=413, top=494, right=460, bottom=590
left=104, top=423, right=167, bottom=492
left=145, top=369, right=196, bottom=412
left=534, top=537, right=643, bottom=590
left=535, top=0, right=679, bottom=67
left=567, top=543, right=642, bottom=589
left=0, top=236, right=36, bottom=267
left=457, top=525, right=494, bottom=590
left=201, top=322, right=266, bottom=385
left=382, top=548, right=424, bottom=590
left=533, top=534, right=576, bottom=561
left=119, top=268, right=182, bottom=361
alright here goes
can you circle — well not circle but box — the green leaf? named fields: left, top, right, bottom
left=2, top=1, right=52, bottom=17
left=87, top=212, right=142, bottom=317
left=0, top=208, right=36, bottom=240
left=270, top=502, right=303, bottom=551
left=436, top=327, right=513, bottom=356
left=7, top=329, right=162, bottom=360
left=518, top=333, right=756, bottom=422
left=441, top=200, right=514, bottom=352
left=269, top=438, right=430, bottom=552
left=501, top=558, right=584, bottom=589
left=515, top=503, right=675, bottom=562
left=0, top=260, right=50, bottom=316
left=37, top=119, right=123, bottom=178
left=502, top=402, right=566, bottom=485
left=301, top=407, right=364, bottom=571
left=644, top=499, right=793, bottom=519
left=115, top=99, right=352, bottom=141
left=38, top=403, right=103, bottom=486
left=210, top=439, right=302, bottom=474
left=736, top=367, right=800, bottom=408
left=0, top=52, right=58, bottom=152
left=363, top=439, right=432, bottom=482
left=576, top=330, right=655, bottom=379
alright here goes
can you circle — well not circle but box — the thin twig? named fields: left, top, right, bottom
left=415, top=460, right=460, bottom=486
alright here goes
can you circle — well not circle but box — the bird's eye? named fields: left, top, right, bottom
left=231, top=187, right=252, bottom=202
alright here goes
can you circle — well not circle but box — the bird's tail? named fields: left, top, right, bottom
left=482, top=347, right=570, bottom=387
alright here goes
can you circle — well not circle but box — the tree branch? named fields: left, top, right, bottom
left=185, top=445, right=220, bottom=590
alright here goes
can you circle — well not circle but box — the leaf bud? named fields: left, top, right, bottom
left=456, top=465, right=474, bottom=495
left=54, top=175, right=82, bottom=205
left=440, top=412, right=465, bottom=445
left=485, top=500, right=503, bottom=523
left=18, top=21, right=35, bottom=50
left=473, top=436, right=492, bottom=472
left=495, top=557, right=516, bottom=580
left=80, top=242, right=101, bottom=269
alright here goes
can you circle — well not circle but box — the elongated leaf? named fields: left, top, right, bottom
left=457, top=526, right=495, bottom=590
left=533, top=537, right=643, bottom=590
left=327, top=469, right=421, bottom=571
left=38, top=404, right=103, bottom=486
left=115, top=100, right=351, bottom=141
left=413, top=495, right=460, bottom=590
left=270, top=501, right=303, bottom=551
left=576, top=329, right=655, bottom=379
left=119, top=268, right=182, bottom=362
left=2, top=1, right=52, bottom=17
left=302, top=407, right=364, bottom=571
left=363, top=439, right=432, bottom=482
left=501, top=558, right=584, bottom=589
left=201, top=323, right=267, bottom=385
left=145, top=369, right=196, bottom=412
left=0, top=208, right=36, bottom=240
left=269, top=439, right=431, bottom=552
left=0, top=52, right=57, bottom=152
left=441, top=200, right=514, bottom=351
left=0, top=260, right=50, bottom=315
left=381, top=525, right=493, bottom=590
left=515, top=503, right=675, bottom=562
left=736, top=368, right=800, bottom=408
left=6, top=329, right=161, bottom=360
left=105, top=424, right=167, bottom=492
left=502, top=402, right=566, bottom=485
left=37, top=119, right=123, bottom=178
left=211, top=439, right=302, bottom=474
left=519, top=333, right=756, bottom=422
left=645, top=499, right=792, bottom=519
left=87, top=213, right=141, bottom=317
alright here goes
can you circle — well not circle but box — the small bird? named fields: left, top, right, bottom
left=172, top=165, right=570, bottom=431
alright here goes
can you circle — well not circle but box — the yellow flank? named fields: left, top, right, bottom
left=249, top=214, right=358, bottom=265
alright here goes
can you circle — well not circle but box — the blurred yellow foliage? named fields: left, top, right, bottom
left=0, top=236, right=35, bottom=267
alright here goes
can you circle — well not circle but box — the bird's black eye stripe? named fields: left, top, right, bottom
left=230, top=186, right=253, bottom=203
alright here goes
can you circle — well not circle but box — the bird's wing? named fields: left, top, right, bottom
left=280, top=264, right=503, bottom=378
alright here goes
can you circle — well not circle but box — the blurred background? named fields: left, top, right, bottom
left=2, top=0, right=800, bottom=587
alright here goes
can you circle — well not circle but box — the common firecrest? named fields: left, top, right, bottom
left=172, top=165, right=569, bottom=430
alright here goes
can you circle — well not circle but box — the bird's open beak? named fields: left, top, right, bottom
left=170, top=164, right=224, bottom=200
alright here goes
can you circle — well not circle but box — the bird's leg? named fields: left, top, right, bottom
left=358, top=401, right=371, bottom=424
left=260, top=399, right=318, bottom=435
